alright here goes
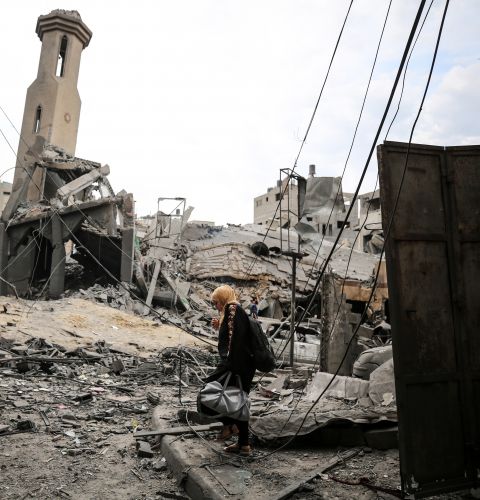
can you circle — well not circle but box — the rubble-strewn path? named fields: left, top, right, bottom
left=0, top=297, right=467, bottom=499
left=0, top=297, right=204, bottom=498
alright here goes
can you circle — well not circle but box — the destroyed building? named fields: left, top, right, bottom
left=0, top=10, right=391, bottom=391
left=0, top=10, right=135, bottom=299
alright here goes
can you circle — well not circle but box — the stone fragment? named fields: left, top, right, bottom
left=368, top=358, right=396, bottom=406
left=110, top=358, right=125, bottom=374
left=363, top=426, right=398, bottom=450
left=136, top=440, right=154, bottom=458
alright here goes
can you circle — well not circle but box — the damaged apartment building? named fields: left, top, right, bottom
left=0, top=10, right=135, bottom=299
left=253, top=163, right=389, bottom=355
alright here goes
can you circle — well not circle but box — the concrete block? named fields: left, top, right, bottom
left=110, top=358, right=125, bottom=374
left=368, top=358, right=396, bottom=405
left=363, top=426, right=398, bottom=450
left=306, top=371, right=370, bottom=401
left=288, top=377, right=308, bottom=390
left=137, top=440, right=154, bottom=458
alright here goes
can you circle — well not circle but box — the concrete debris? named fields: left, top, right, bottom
left=368, top=358, right=396, bottom=406
left=136, top=440, right=154, bottom=458
left=306, top=372, right=370, bottom=402
left=353, top=345, right=393, bottom=380
left=0, top=139, right=135, bottom=299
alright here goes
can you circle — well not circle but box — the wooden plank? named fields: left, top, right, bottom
left=133, top=422, right=222, bottom=438
left=269, top=449, right=359, bottom=500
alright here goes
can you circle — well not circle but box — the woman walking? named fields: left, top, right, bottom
left=204, top=284, right=255, bottom=456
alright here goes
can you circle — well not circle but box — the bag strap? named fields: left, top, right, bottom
left=220, top=371, right=232, bottom=392
left=235, top=374, right=244, bottom=392
left=216, top=371, right=230, bottom=383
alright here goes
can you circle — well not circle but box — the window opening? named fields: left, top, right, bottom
left=346, top=299, right=367, bottom=315
left=56, top=35, right=68, bottom=77
left=369, top=198, right=381, bottom=211
left=34, top=106, right=42, bottom=133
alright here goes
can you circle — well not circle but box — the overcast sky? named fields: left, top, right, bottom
left=0, top=1, right=478, bottom=224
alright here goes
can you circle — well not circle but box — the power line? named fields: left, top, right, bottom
left=294, top=0, right=431, bottom=330
left=252, top=0, right=450, bottom=463
left=296, top=0, right=437, bottom=364
left=240, top=0, right=355, bottom=287
left=301, top=0, right=393, bottom=293
left=0, top=118, right=218, bottom=349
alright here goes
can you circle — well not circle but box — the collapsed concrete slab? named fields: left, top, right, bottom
left=0, top=142, right=135, bottom=298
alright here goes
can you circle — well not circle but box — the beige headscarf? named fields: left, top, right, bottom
left=212, top=285, right=238, bottom=325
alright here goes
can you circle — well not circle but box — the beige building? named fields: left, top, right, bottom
left=0, top=181, right=12, bottom=213
left=354, top=189, right=383, bottom=253
left=253, top=177, right=299, bottom=228
left=12, top=10, right=92, bottom=202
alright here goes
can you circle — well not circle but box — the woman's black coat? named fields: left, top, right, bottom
left=205, top=303, right=256, bottom=393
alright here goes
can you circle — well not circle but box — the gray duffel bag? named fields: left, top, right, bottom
left=198, top=371, right=250, bottom=421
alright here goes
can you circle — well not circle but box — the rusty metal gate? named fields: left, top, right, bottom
left=378, top=141, right=480, bottom=498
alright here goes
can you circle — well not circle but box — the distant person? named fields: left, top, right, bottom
left=203, top=285, right=255, bottom=456
left=250, top=298, right=259, bottom=319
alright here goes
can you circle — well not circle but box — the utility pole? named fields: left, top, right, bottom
left=282, top=250, right=306, bottom=366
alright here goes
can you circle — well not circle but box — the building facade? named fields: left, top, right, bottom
left=354, top=189, right=383, bottom=253
left=253, top=177, right=299, bottom=228
left=0, top=182, right=12, bottom=214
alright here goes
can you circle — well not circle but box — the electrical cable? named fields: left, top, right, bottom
left=248, top=0, right=405, bottom=383
left=301, top=0, right=393, bottom=293
left=239, top=0, right=355, bottom=288
left=259, top=0, right=438, bottom=428
left=384, top=0, right=436, bottom=141
left=283, top=0, right=436, bottom=363
left=0, top=119, right=218, bottom=349
left=293, top=0, right=430, bottom=332
left=278, top=0, right=436, bottom=365
left=248, top=0, right=449, bottom=462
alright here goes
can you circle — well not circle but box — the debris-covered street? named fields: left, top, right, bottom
left=0, top=292, right=468, bottom=500
left=0, top=293, right=402, bottom=500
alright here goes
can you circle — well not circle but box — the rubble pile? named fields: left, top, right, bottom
left=0, top=334, right=217, bottom=499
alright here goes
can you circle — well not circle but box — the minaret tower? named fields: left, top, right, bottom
left=13, top=10, right=92, bottom=201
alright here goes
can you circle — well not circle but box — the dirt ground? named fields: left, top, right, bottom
left=0, top=296, right=203, bottom=355
left=0, top=297, right=474, bottom=499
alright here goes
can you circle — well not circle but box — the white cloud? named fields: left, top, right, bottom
left=415, top=62, right=480, bottom=145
